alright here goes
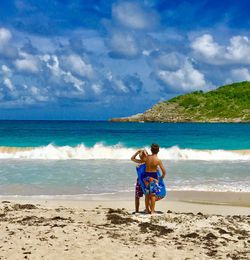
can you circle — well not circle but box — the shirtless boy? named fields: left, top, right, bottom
left=144, top=143, right=166, bottom=214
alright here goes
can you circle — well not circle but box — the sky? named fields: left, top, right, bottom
left=0, top=0, right=250, bottom=120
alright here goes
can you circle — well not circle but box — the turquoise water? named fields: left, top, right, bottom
left=0, top=160, right=249, bottom=195
left=0, top=121, right=249, bottom=196
left=0, top=121, right=250, bottom=149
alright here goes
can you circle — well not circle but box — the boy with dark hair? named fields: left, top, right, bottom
left=151, top=143, right=159, bottom=154
left=144, top=143, right=166, bottom=214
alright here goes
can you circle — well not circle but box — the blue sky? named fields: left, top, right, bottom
left=0, top=0, right=250, bottom=120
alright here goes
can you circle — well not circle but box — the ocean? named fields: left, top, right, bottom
left=0, top=121, right=249, bottom=197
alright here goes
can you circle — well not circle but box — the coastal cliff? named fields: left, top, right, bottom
left=110, top=81, right=250, bottom=123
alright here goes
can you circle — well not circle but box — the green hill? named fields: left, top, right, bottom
left=110, top=81, right=250, bottom=122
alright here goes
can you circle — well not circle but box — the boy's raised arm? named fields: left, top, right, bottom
left=158, top=160, right=166, bottom=178
left=131, top=150, right=143, bottom=163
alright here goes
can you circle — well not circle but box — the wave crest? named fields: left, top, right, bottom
left=0, top=144, right=249, bottom=160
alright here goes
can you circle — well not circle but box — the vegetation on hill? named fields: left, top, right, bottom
left=110, top=81, right=250, bottom=122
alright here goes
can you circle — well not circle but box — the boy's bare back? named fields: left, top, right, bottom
left=146, top=154, right=166, bottom=178
left=145, top=155, right=160, bottom=172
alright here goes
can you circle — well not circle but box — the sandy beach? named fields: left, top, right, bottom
left=0, top=192, right=249, bottom=260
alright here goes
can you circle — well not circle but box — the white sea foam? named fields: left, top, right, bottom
left=0, top=143, right=249, bottom=160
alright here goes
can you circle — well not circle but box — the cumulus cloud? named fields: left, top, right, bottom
left=230, top=68, right=250, bottom=82
left=0, top=28, right=12, bottom=46
left=0, top=28, right=18, bottom=58
left=0, top=26, right=145, bottom=109
left=42, top=54, right=85, bottom=93
left=191, top=34, right=250, bottom=65
left=152, top=52, right=209, bottom=93
left=151, top=52, right=186, bottom=71
left=104, top=71, right=143, bottom=95
left=29, top=85, right=50, bottom=102
left=191, top=34, right=221, bottom=59
left=91, top=83, right=102, bottom=95
left=14, top=52, right=39, bottom=73
left=107, top=30, right=140, bottom=59
left=62, top=54, right=94, bottom=79
left=1, top=64, right=16, bottom=96
left=2, top=1, right=250, bottom=116
left=105, top=1, right=161, bottom=60
left=225, top=36, right=250, bottom=63
left=112, top=74, right=143, bottom=94
left=3, top=77, right=14, bottom=91
left=112, top=1, right=159, bottom=30
left=0, top=75, right=17, bottom=102
left=1, top=65, right=12, bottom=77
left=156, top=62, right=207, bottom=93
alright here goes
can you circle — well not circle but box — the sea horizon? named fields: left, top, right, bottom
left=1, top=119, right=250, bottom=123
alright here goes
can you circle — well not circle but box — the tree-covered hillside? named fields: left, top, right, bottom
left=110, top=82, right=250, bottom=122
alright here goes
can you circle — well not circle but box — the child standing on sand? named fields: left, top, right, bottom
left=131, top=149, right=148, bottom=213
left=144, top=144, right=166, bottom=214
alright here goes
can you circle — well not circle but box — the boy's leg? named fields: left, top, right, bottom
left=135, top=197, right=140, bottom=213
left=135, top=178, right=143, bottom=213
left=145, top=195, right=150, bottom=213
left=135, top=179, right=144, bottom=212
left=150, top=194, right=156, bottom=214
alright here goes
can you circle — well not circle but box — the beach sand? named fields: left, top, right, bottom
left=0, top=191, right=249, bottom=260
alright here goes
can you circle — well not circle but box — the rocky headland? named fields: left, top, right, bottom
left=110, top=82, right=250, bottom=123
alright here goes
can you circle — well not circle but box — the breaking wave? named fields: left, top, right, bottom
left=0, top=143, right=249, bottom=161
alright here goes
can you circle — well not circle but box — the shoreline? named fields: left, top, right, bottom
left=1, top=190, right=250, bottom=214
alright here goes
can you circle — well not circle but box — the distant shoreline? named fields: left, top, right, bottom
left=0, top=119, right=249, bottom=123
left=110, top=119, right=250, bottom=123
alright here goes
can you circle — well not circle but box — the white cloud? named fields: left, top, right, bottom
left=64, top=54, right=94, bottom=79
left=156, top=61, right=207, bottom=93
left=105, top=1, right=160, bottom=60
left=104, top=71, right=143, bottom=95
left=1, top=65, right=12, bottom=77
left=3, top=77, right=14, bottom=91
left=152, top=52, right=186, bottom=70
left=63, top=71, right=85, bottom=92
left=0, top=27, right=18, bottom=58
left=191, top=34, right=221, bottom=59
left=105, top=71, right=129, bottom=93
left=92, top=83, right=102, bottom=95
left=0, top=28, right=12, bottom=47
left=113, top=79, right=129, bottom=93
left=112, top=2, right=159, bottom=30
left=30, top=86, right=50, bottom=102
left=44, top=55, right=60, bottom=77
left=225, top=36, right=250, bottom=63
left=0, top=28, right=146, bottom=108
left=191, top=34, right=250, bottom=65
left=14, top=52, right=39, bottom=73
left=230, top=68, right=250, bottom=81
left=44, top=55, right=85, bottom=93
left=1, top=64, right=15, bottom=93
left=108, top=31, right=140, bottom=59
